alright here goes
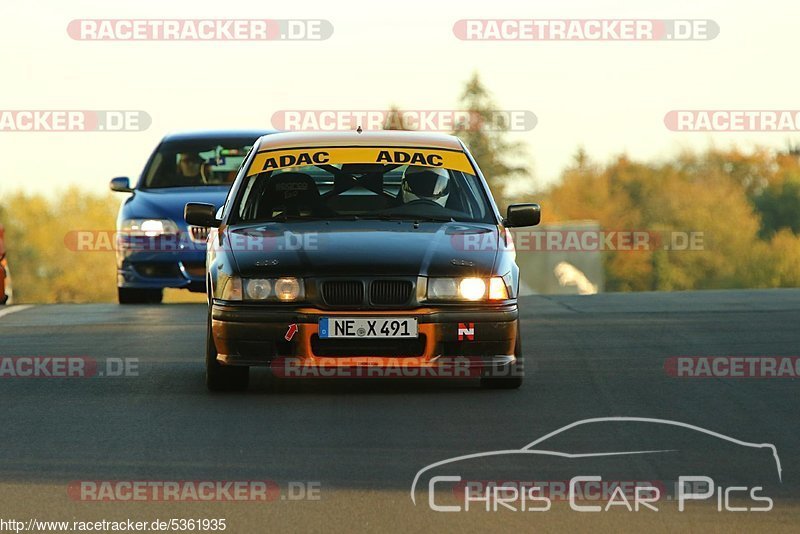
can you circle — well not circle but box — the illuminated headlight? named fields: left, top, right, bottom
left=489, top=277, right=510, bottom=300
left=241, top=277, right=304, bottom=302
left=459, top=278, right=486, bottom=301
left=121, top=218, right=179, bottom=237
left=274, top=278, right=302, bottom=301
left=427, top=277, right=509, bottom=302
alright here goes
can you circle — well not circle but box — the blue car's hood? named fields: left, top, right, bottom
left=119, top=186, right=230, bottom=224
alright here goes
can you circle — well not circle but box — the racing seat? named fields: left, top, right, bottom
left=255, top=172, right=324, bottom=219
left=326, top=164, right=399, bottom=211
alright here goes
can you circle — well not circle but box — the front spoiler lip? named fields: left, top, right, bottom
left=217, top=353, right=516, bottom=368
left=117, top=260, right=205, bottom=289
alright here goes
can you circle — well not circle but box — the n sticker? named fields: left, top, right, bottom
left=458, top=323, right=475, bottom=341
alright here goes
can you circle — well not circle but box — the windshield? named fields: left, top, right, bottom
left=232, top=147, right=495, bottom=224
left=142, top=139, right=254, bottom=189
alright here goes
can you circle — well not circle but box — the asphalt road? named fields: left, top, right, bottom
left=0, top=289, right=799, bottom=533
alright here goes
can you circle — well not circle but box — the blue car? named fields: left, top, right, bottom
left=110, top=130, right=272, bottom=304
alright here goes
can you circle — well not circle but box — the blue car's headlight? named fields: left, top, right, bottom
left=120, top=218, right=179, bottom=237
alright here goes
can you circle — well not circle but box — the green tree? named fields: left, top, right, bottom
left=753, top=179, right=800, bottom=239
left=452, top=73, right=527, bottom=209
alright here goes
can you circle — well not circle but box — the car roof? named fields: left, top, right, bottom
left=161, top=129, right=277, bottom=143
left=253, top=131, right=465, bottom=151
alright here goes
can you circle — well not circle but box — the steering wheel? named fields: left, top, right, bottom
left=404, top=198, right=444, bottom=208
left=200, top=163, right=215, bottom=184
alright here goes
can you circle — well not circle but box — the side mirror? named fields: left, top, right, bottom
left=185, top=202, right=219, bottom=228
left=505, top=203, right=541, bottom=227
left=109, top=177, right=133, bottom=192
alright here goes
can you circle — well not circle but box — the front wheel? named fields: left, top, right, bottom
left=117, top=287, right=163, bottom=304
left=480, top=333, right=523, bottom=389
left=205, top=313, right=249, bottom=392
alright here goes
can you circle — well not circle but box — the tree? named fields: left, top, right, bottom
left=0, top=187, right=119, bottom=303
left=753, top=177, right=800, bottom=239
left=451, top=73, right=527, bottom=209
left=383, top=105, right=412, bottom=130
left=541, top=150, right=768, bottom=291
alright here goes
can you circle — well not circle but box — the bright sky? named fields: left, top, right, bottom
left=1, top=0, right=798, bottom=198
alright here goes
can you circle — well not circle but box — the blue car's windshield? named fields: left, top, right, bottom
left=142, top=140, right=254, bottom=189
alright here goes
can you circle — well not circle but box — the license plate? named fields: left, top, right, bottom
left=318, top=317, right=418, bottom=339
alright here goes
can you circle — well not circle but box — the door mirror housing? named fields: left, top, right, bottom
left=185, top=203, right=219, bottom=228
left=505, top=203, right=541, bottom=227
left=109, top=177, right=133, bottom=193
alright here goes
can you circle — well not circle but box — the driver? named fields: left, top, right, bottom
left=176, top=153, right=205, bottom=185
left=400, top=166, right=451, bottom=207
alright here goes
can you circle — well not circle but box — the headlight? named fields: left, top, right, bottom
left=244, top=279, right=271, bottom=300
left=221, top=276, right=243, bottom=301
left=427, top=277, right=509, bottom=302
left=489, top=277, right=510, bottom=300
left=241, top=277, right=304, bottom=302
left=120, top=218, right=179, bottom=237
left=274, top=278, right=302, bottom=301
left=428, top=278, right=459, bottom=300
left=459, top=278, right=486, bottom=301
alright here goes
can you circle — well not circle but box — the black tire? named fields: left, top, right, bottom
left=117, top=287, right=163, bottom=304
left=480, top=332, right=524, bottom=389
left=205, top=313, right=249, bottom=392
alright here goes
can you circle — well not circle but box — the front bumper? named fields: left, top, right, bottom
left=211, top=302, right=519, bottom=376
left=117, top=248, right=206, bottom=291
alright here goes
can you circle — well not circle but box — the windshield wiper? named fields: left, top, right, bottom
left=268, top=214, right=327, bottom=222
left=356, top=214, right=456, bottom=223
left=267, top=214, right=360, bottom=222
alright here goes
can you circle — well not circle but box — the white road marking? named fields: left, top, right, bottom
left=0, top=305, right=33, bottom=319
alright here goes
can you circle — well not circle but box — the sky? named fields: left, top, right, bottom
left=1, top=0, right=799, bottom=198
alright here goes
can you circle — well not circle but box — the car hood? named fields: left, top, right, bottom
left=226, top=220, right=500, bottom=277
left=121, top=186, right=230, bottom=223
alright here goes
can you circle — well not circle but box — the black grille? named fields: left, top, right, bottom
left=182, top=261, right=206, bottom=278
left=321, top=281, right=364, bottom=306
left=133, top=262, right=182, bottom=279
left=188, top=225, right=209, bottom=242
left=370, top=280, right=413, bottom=305
left=311, top=334, right=426, bottom=357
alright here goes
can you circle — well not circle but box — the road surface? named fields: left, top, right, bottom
left=0, top=290, right=798, bottom=532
